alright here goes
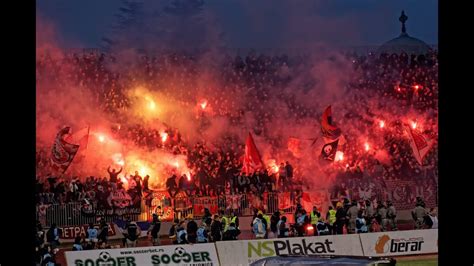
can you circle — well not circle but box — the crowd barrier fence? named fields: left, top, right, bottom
left=38, top=192, right=296, bottom=227
left=64, top=229, right=438, bottom=266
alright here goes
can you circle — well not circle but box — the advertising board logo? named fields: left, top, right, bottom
left=375, top=235, right=390, bottom=254
left=248, top=238, right=335, bottom=258
left=375, top=235, right=424, bottom=254
left=150, top=247, right=212, bottom=265
left=73, top=251, right=136, bottom=266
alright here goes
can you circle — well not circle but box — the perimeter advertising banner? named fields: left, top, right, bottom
left=215, top=234, right=364, bottom=266
left=358, top=229, right=438, bottom=257
left=65, top=243, right=219, bottom=266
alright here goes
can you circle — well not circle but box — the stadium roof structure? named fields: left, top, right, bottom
left=377, top=10, right=432, bottom=55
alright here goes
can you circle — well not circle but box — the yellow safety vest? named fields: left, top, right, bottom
left=263, top=215, right=271, bottom=227
left=328, top=210, right=336, bottom=225
left=310, top=212, right=319, bottom=225
left=222, top=216, right=229, bottom=232
left=231, top=216, right=238, bottom=228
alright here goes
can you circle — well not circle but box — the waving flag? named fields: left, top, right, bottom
left=67, top=126, right=90, bottom=164
left=50, top=126, right=80, bottom=174
left=321, top=105, right=342, bottom=142
left=241, top=132, right=264, bottom=174
left=405, top=125, right=434, bottom=165
left=320, top=139, right=339, bottom=161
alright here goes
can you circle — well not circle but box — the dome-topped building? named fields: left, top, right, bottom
left=377, top=11, right=431, bottom=55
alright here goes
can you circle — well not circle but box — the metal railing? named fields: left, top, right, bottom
left=38, top=202, right=140, bottom=227
left=38, top=192, right=297, bottom=227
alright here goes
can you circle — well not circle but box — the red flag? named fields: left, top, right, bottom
left=241, top=132, right=265, bottom=174
left=405, top=125, right=434, bottom=165
left=69, top=126, right=90, bottom=164
left=50, top=126, right=80, bottom=174
left=321, top=105, right=342, bottom=141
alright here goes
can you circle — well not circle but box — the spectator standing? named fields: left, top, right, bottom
left=278, top=163, right=287, bottom=190
left=316, top=215, right=330, bottom=235
left=46, top=223, right=61, bottom=249
left=97, top=220, right=109, bottom=248
left=35, top=222, right=45, bottom=249
left=294, top=210, right=309, bottom=237
left=107, top=166, right=122, bottom=183
left=347, top=200, right=359, bottom=234
left=326, top=206, right=337, bottom=235
left=176, top=220, right=188, bottom=244
left=412, top=200, right=427, bottom=229
left=186, top=215, right=198, bottom=243
left=364, top=200, right=375, bottom=229
left=335, top=202, right=347, bottom=234
left=210, top=215, right=222, bottom=242
left=223, top=222, right=240, bottom=240
left=270, top=211, right=280, bottom=238
left=85, top=222, right=98, bottom=249
left=310, top=206, right=320, bottom=236
left=169, top=218, right=179, bottom=244
left=427, top=208, right=438, bottom=229
left=285, top=161, right=293, bottom=187
left=355, top=211, right=368, bottom=233
left=376, top=201, right=389, bottom=231
left=166, top=174, right=178, bottom=197
left=387, top=201, right=398, bottom=231
left=148, top=213, right=161, bottom=246
left=197, top=222, right=209, bottom=243
left=125, top=221, right=141, bottom=247
left=143, top=175, right=150, bottom=192
left=202, top=208, right=212, bottom=225
left=277, top=216, right=289, bottom=238
left=252, top=213, right=266, bottom=239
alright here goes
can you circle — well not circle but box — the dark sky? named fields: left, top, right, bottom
left=36, top=0, right=437, bottom=49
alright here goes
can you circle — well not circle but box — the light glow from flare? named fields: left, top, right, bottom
left=98, top=135, right=105, bottom=143
left=200, top=100, right=208, bottom=110
left=145, top=96, right=156, bottom=110
left=411, top=121, right=417, bottom=129
left=172, top=161, right=179, bottom=168
left=364, top=143, right=370, bottom=152
left=379, top=120, right=385, bottom=128
left=335, top=151, right=344, bottom=162
left=112, top=153, right=125, bottom=166
left=160, top=131, right=168, bottom=143
left=266, top=159, right=279, bottom=174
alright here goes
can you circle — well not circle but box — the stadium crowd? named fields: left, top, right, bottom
left=35, top=49, right=438, bottom=264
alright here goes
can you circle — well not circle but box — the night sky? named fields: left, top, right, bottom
left=36, top=0, right=437, bottom=49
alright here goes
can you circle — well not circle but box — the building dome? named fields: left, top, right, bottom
left=377, top=11, right=431, bottom=55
